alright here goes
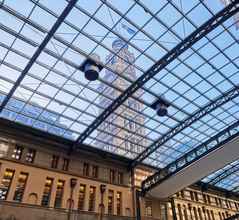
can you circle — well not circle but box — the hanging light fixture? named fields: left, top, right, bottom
left=79, top=53, right=103, bottom=81
left=151, top=97, right=170, bottom=117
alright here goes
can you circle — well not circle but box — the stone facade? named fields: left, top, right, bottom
left=0, top=201, right=134, bottom=220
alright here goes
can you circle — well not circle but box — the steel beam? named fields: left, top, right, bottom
left=131, top=86, right=239, bottom=167
left=141, top=120, right=239, bottom=194
left=0, top=0, right=77, bottom=113
left=75, top=0, right=239, bottom=147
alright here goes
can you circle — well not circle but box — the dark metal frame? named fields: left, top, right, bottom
left=74, top=0, right=239, bottom=148
left=141, top=120, right=239, bottom=194
left=131, top=85, right=239, bottom=168
left=0, top=0, right=78, bottom=113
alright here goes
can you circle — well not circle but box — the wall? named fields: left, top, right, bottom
left=0, top=159, right=133, bottom=216
left=0, top=201, right=134, bottom=220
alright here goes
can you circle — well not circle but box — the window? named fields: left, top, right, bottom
left=108, top=190, right=114, bottom=215
left=207, top=195, right=211, bottom=204
left=193, top=207, right=199, bottom=220
left=145, top=200, right=153, bottom=217
left=160, top=204, right=167, bottom=220
left=118, top=172, right=123, bottom=184
left=13, top=172, right=28, bottom=202
left=206, top=209, right=211, bottom=220
left=12, top=145, right=23, bottom=160
left=226, top=200, right=232, bottom=209
left=228, top=201, right=232, bottom=209
left=88, top=186, right=96, bottom=211
left=194, top=192, right=199, bottom=201
left=25, top=149, right=36, bottom=163
left=109, top=169, right=115, bottom=183
left=0, top=169, right=15, bottom=200
left=51, top=155, right=59, bottom=169
left=116, top=192, right=122, bottom=216
left=83, top=163, right=89, bottom=176
left=178, top=204, right=183, bottom=220
left=41, top=177, right=53, bottom=206
left=211, top=210, right=215, bottom=220
left=92, top=165, right=98, bottom=178
left=183, top=205, right=188, bottom=220
left=222, top=212, right=225, bottom=219
left=180, top=190, right=185, bottom=198
left=78, top=184, right=86, bottom=211
left=62, top=158, right=69, bottom=171
left=203, top=194, right=207, bottom=203
left=234, top=202, right=239, bottom=211
left=219, top=198, right=222, bottom=207
left=225, top=211, right=229, bottom=218
left=198, top=208, right=203, bottom=220
left=54, top=180, right=65, bottom=208
left=0, top=142, right=9, bottom=158
left=190, top=191, right=194, bottom=201
left=219, top=212, right=222, bottom=220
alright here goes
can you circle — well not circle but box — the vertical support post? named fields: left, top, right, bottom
left=99, top=184, right=106, bottom=220
left=131, top=168, right=136, bottom=217
left=136, top=190, right=141, bottom=220
left=171, top=197, right=177, bottom=220
left=67, top=178, right=77, bottom=220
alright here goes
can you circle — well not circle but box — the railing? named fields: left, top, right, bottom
left=141, top=121, right=239, bottom=194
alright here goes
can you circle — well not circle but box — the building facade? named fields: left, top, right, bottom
left=97, top=39, right=147, bottom=157
left=0, top=119, right=238, bottom=220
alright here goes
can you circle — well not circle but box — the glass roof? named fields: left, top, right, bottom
left=0, top=0, right=238, bottom=191
left=202, top=160, right=239, bottom=193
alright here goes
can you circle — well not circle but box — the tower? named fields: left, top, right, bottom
left=97, top=39, right=147, bottom=157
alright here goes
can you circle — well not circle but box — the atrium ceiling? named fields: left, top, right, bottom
left=0, top=0, right=238, bottom=193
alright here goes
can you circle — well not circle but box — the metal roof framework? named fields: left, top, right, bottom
left=141, top=120, right=239, bottom=194
left=0, top=0, right=239, bottom=193
left=203, top=159, right=239, bottom=193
